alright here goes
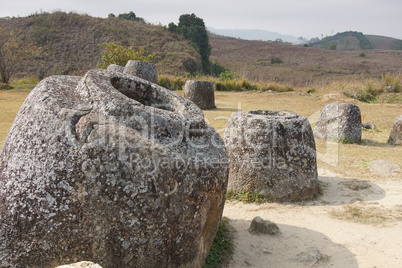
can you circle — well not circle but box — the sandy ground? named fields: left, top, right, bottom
left=223, top=168, right=402, bottom=268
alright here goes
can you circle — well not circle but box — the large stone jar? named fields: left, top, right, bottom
left=184, top=80, right=215, bottom=109
left=313, top=102, right=362, bottom=142
left=0, top=69, right=228, bottom=267
left=224, top=110, right=319, bottom=201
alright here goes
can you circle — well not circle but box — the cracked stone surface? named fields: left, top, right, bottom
left=388, top=114, right=402, bottom=144
left=184, top=80, right=215, bottom=110
left=0, top=69, right=228, bottom=268
left=224, top=110, right=319, bottom=201
left=313, top=103, right=362, bottom=142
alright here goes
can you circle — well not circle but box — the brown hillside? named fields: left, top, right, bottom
left=0, top=12, right=200, bottom=79
left=366, top=35, right=402, bottom=50
left=210, top=35, right=402, bottom=87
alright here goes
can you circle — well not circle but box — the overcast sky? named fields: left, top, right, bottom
left=1, top=0, right=401, bottom=39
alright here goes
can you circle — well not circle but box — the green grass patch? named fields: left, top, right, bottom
left=10, top=76, right=40, bottom=90
left=226, top=191, right=273, bottom=203
left=203, top=217, right=234, bottom=268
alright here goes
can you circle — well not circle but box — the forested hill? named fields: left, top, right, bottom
left=0, top=11, right=201, bottom=79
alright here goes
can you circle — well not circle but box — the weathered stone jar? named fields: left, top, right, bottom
left=313, top=102, right=362, bottom=142
left=0, top=69, right=228, bottom=267
left=106, top=60, right=158, bottom=84
left=184, top=80, right=215, bottom=109
left=388, top=114, right=402, bottom=144
left=224, top=110, right=319, bottom=201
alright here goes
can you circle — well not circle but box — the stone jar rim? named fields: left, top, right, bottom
left=76, top=69, right=206, bottom=130
left=245, top=110, right=300, bottom=120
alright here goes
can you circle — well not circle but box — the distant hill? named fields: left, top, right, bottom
left=366, top=35, right=402, bottom=50
left=0, top=12, right=201, bottom=79
left=309, top=31, right=402, bottom=51
left=1, top=12, right=401, bottom=87
left=209, top=35, right=402, bottom=87
left=208, top=27, right=299, bottom=43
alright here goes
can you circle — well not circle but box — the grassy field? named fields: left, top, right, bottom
left=0, top=89, right=31, bottom=148
left=2, top=86, right=400, bottom=180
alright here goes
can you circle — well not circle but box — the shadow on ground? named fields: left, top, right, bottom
left=225, top=219, right=358, bottom=268
left=312, top=176, right=386, bottom=206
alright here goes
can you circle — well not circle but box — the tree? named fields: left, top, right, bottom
left=97, top=42, right=156, bottom=69
left=0, top=28, right=41, bottom=83
left=167, top=22, right=178, bottom=33
left=329, top=43, right=337, bottom=50
left=118, top=11, right=136, bottom=21
left=177, top=13, right=211, bottom=73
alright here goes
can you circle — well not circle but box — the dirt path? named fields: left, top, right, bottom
left=223, top=169, right=402, bottom=268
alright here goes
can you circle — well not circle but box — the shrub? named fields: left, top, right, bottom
left=261, top=83, right=293, bottom=92
left=10, top=75, right=40, bottom=89
left=0, top=82, right=13, bottom=90
left=219, top=70, right=239, bottom=81
left=271, top=56, right=283, bottom=64
left=239, top=79, right=258, bottom=91
left=381, top=73, right=401, bottom=93
left=31, top=26, right=58, bottom=45
left=157, top=75, right=186, bottom=90
left=97, top=42, right=156, bottom=69
left=359, top=52, right=366, bottom=57
left=329, top=43, right=337, bottom=50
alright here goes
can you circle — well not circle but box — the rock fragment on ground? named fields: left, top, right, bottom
left=248, top=216, right=280, bottom=235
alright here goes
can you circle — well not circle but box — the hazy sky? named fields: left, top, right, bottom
left=1, top=0, right=401, bottom=39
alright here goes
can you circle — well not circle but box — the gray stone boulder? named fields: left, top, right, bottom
left=224, top=110, right=319, bottom=201
left=248, top=216, right=280, bottom=235
left=362, top=122, right=376, bottom=130
left=388, top=114, right=402, bottom=144
left=184, top=80, right=215, bottom=109
left=123, top=60, right=158, bottom=84
left=106, top=64, right=124, bottom=73
left=313, top=103, right=362, bottom=142
left=0, top=69, right=228, bottom=267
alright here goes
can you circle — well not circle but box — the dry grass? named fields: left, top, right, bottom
left=0, top=11, right=199, bottom=79
left=0, top=89, right=31, bottom=149
left=198, top=90, right=401, bottom=179
left=330, top=204, right=401, bottom=225
left=210, top=36, right=402, bottom=88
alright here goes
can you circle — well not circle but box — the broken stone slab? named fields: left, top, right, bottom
left=293, top=247, right=330, bottom=265
left=0, top=69, right=228, bottom=267
left=248, top=216, right=280, bottom=235
left=314, top=102, right=362, bottom=142
left=184, top=80, right=215, bottom=109
left=362, top=122, right=376, bottom=129
left=224, top=110, right=319, bottom=201
left=388, top=114, right=402, bottom=144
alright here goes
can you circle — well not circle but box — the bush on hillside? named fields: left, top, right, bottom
left=97, top=42, right=156, bottom=69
